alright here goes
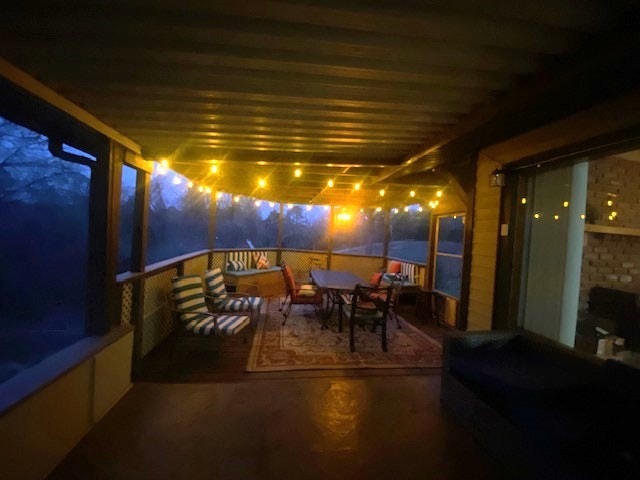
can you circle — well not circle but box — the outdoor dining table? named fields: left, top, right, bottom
left=309, top=269, right=366, bottom=329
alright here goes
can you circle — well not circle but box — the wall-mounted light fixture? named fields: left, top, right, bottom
left=489, top=169, right=506, bottom=187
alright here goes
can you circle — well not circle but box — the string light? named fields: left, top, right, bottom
left=375, top=207, right=382, bottom=212
left=294, top=168, right=302, bottom=178
left=173, top=176, right=182, bottom=185
left=198, top=186, right=204, bottom=193
left=534, top=213, right=540, bottom=219
left=580, top=214, right=585, bottom=220
left=187, top=181, right=193, bottom=188
left=521, top=198, right=527, bottom=205
left=409, top=190, right=415, bottom=197
left=157, top=159, right=168, bottom=175
left=233, top=195, right=240, bottom=203
left=418, top=206, right=423, bottom=212
left=354, top=182, right=361, bottom=190
left=216, top=192, right=223, bottom=199
left=306, top=205, right=313, bottom=211
left=255, top=200, right=262, bottom=207
left=258, top=178, right=266, bottom=188
left=392, top=208, right=398, bottom=214
left=210, top=164, right=218, bottom=174
left=205, top=187, right=212, bottom=194
left=379, top=189, right=385, bottom=197
left=436, top=190, right=442, bottom=198
left=269, top=202, right=275, bottom=208
left=404, top=206, right=409, bottom=212
left=287, top=203, right=293, bottom=209
left=554, top=215, right=559, bottom=220
left=327, top=179, right=334, bottom=188
left=563, top=201, right=569, bottom=208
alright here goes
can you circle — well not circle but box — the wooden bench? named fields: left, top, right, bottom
left=223, top=250, right=284, bottom=298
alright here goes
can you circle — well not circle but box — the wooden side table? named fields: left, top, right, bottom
left=415, top=288, right=440, bottom=323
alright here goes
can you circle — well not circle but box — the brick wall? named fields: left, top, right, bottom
left=580, top=156, right=640, bottom=310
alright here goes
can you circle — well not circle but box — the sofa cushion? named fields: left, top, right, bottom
left=450, top=338, right=601, bottom=400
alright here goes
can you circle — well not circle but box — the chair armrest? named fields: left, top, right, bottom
left=170, top=307, right=220, bottom=334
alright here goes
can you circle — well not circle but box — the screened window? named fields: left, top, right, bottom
left=215, top=194, right=279, bottom=249
left=282, top=204, right=329, bottom=251
left=333, top=207, right=385, bottom=256
left=389, top=205, right=430, bottom=263
left=146, top=164, right=209, bottom=264
left=117, top=165, right=136, bottom=273
left=434, top=214, right=465, bottom=298
left=0, top=116, right=91, bottom=383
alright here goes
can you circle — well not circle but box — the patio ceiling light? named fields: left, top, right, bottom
left=327, top=179, right=334, bottom=187
left=211, top=164, right=218, bottom=174
left=354, top=182, right=361, bottom=190
left=258, top=178, right=266, bottom=188
left=294, top=168, right=302, bottom=178
left=436, top=190, right=442, bottom=197
left=379, top=189, right=385, bottom=197
left=409, top=190, right=415, bottom=197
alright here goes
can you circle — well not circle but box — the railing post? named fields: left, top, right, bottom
left=276, top=202, right=284, bottom=265
left=382, top=208, right=391, bottom=267
left=327, top=205, right=335, bottom=270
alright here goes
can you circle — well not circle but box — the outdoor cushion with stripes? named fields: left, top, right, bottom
left=226, top=259, right=247, bottom=271
left=204, top=268, right=263, bottom=313
left=171, top=274, right=249, bottom=336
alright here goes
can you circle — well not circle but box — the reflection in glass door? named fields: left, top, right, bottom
left=519, top=162, right=588, bottom=346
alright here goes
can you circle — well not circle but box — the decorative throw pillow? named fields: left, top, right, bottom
left=256, top=253, right=270, bottom=269
left=388, top=261, right=401, bottom=274
left=227, top=259, right=246, bottom=271
left=369, top=272, right=383, bottom=286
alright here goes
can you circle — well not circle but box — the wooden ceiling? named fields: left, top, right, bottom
left=1, top=0, right=637, bottom=206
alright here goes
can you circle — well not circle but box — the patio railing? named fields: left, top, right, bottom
left=116, top=248, right=428, bottom=365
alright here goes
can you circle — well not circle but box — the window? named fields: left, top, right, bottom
left=282, top=204, right=329, bottom=251
left=433, top=214, right=464, bottom=298
left=117, top=165, right=136, bottom=273
left=389, top=205, right=430, bottom=263
left=215, top=194, right=279, bottom=249
left=0, top=116, right=91, bottom=383
left=333, top=207, right=385, bottom=256
left=146, top=164, right=209, bottom=264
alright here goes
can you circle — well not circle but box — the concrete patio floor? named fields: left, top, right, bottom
left=48, top=375, right=509, bottom=480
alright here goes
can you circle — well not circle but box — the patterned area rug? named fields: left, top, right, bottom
left=247, top=302, right=442, bottom=371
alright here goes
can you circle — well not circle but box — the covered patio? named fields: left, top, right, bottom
left=2, top=1, right=640, bottom=479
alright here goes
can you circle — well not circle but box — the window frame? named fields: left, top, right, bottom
left=432, top=212, right=465, bottom=299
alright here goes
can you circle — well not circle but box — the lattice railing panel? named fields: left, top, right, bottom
left=281, top=250, right=328, bottom=281
left=210, top=251, right=226, bottom=271
left=331, top=254, right=384, bottom=282
left=142, top=268, right=177, bottom=357
left=120, top=282, right=133, bottom=326
left=183, top=253, right=208, bottom=276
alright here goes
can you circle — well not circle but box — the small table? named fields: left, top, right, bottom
left=415, top=288, right=440, bottom=323
left=310, top=269, right=366, bottom=329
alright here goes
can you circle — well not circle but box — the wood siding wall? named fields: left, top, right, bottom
left=467, top=155, right=502, bottom=330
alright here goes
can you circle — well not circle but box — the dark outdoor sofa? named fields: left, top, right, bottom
left=442, top=330, right=640, bottom=480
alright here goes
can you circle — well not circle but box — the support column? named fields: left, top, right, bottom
left=327, top=205, right=335, bottom=270
left=276, top=202, right=284, bottom=266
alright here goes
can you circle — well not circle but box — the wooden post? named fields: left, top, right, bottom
left=131, top=169, right=150, bottom=272
left=208, top=190, right=217, bottom=268
left=276, top=202, right=284, bottom=266
left=86, top=139, right=121, bottom=335
left=327, top=205, right=334, bottom=270
left=382, top=208, right=391, bottom=266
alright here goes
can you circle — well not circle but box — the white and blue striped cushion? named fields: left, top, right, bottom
left=172, top=274, right=249, bottom=336
left=400, top=263, right=416, bottom=284
left=171, top=275, right=212, bottom=332
left=226, top=259, right=247, bottom=271
left=205, top=268, right=264, bottom=313
left=226, top=251, right=252, bottom=270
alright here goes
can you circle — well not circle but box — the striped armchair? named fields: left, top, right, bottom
left=170, top=274, right=250, bottom=338
left=204, top=268, right=264, bottom=325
